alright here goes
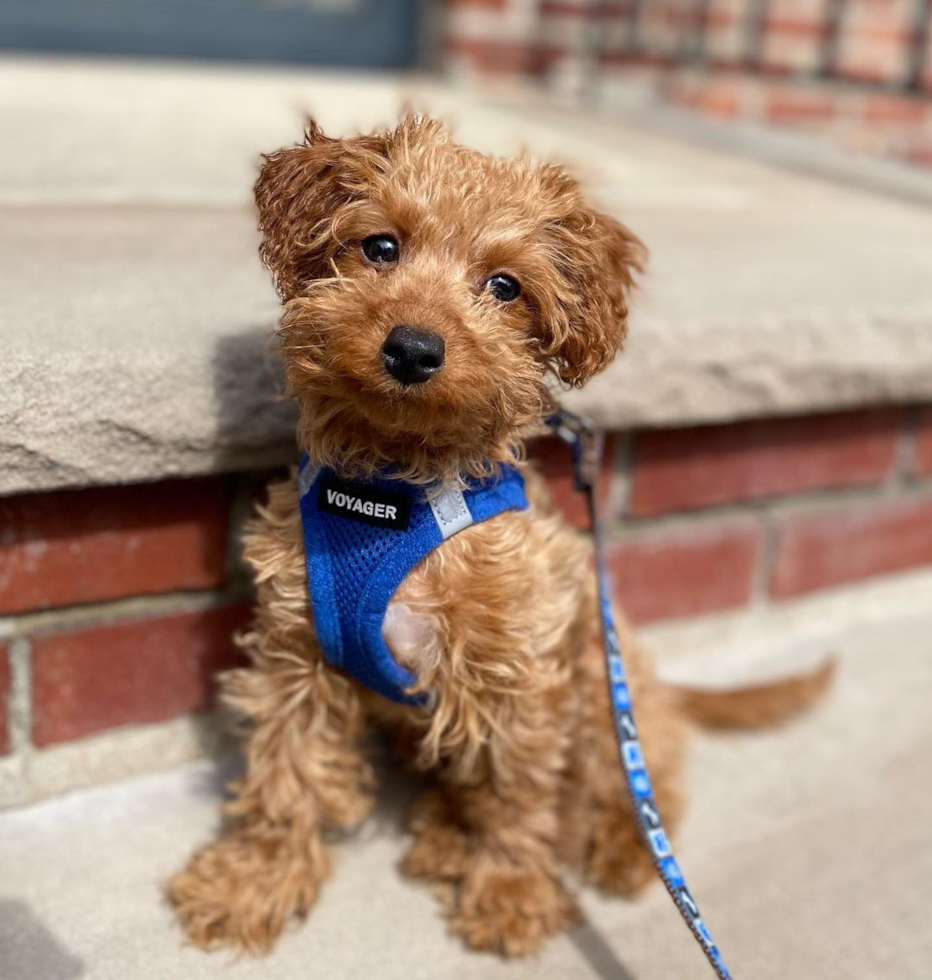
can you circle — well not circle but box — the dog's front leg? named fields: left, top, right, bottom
left=168, top=640, right=373, bottom=954
left=441, top=688, right=580, bottom=957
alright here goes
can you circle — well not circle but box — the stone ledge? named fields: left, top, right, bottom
left=3, top=58, right=932, bottom=494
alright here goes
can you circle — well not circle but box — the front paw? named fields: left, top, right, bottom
left=450, top=862, right=580, bottom=957
left=168, top=830, right=326, bottom=954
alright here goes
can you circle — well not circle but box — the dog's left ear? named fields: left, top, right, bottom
left=539, top=186, right=646, bottom=387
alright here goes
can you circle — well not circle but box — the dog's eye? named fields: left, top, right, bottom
left=485, top=274, right=521, bottom=303
left=361, top=235, right=400, bottom=265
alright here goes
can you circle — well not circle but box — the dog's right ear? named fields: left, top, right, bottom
left=254, top=121, right=344, bottom=299
left=255, top=120, right=392, bottom=299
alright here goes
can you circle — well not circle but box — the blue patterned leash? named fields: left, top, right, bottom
left=546, top=408, right=732, bottom=980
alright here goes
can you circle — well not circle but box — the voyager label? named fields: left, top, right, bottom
left=317, top=474, right=412, bottom=531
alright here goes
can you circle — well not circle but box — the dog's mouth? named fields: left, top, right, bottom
left=343, top=376, right=475, bottom=443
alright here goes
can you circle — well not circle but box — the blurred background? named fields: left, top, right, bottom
left=2, top=0, right=932, bottom=165
left=1, top=4, right=931, bottom=980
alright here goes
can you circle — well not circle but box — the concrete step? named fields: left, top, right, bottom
left=1, top=592, right=930, bottom=980
left=4, top=57, right=932, bottom=495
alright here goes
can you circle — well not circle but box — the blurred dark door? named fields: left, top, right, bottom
left=0, top=0, right=420, bottom=68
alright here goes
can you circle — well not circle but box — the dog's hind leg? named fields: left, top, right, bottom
left=168, top=478, right=375, bottom=954
left=401, top=786, right=472, bottom=884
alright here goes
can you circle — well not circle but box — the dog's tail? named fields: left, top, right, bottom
left=669, top=658, right=836, bottom=730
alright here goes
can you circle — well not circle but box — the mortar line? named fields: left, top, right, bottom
left=0, top=584, right=253, bottom=641
left=610, top=430, right=634, bottom=522
left=752, top=508, right=779, bottom=611
left=8, top=637, right=33, bottom=757
left=895, top=406, right=920, bottom=488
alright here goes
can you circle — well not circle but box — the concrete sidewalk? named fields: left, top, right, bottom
left=2, top=591, right=931, bottom=980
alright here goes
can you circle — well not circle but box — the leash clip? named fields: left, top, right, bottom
left=545, top=407, right=603, bottom=492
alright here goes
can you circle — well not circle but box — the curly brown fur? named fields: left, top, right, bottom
left=170, top=115, right=831, bottom=956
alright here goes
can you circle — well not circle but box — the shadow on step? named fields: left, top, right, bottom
left=571, top=922, right=641, bottom=980
left=0, top=899, right=84, bottom=980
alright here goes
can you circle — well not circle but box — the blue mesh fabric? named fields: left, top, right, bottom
left=299, top=464, right=528, bottom=703
left=325, top=517, right=395, bottom=639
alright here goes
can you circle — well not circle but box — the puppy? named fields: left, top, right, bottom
left=170, top=115, right=832, bottom=956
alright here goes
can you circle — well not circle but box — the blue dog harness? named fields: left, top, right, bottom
left=297, top=457, right=528, bottom=704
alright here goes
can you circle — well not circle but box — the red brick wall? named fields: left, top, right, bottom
left=609, top=518, right=762, bottom=623
left=0, top=476, right=250, bottom=764
left=771, top=496, right=932, bottom=599
left=443, top=1, right=932, bottom=168
left=446, top=0, right=931, bottom=88
left=660, top=73, right=932, bottom=167
left=628, top=410, right=902, bottom=517
left=0, top=479, right=230, bottom=615
left=2, top=406, right=932, bottom=781
left=30, top=605, right=249, bottom=747
left=531, top=404, right=932, bottom=625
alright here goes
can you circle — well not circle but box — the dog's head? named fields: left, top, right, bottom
left=256, top=115, right=644, bottom=483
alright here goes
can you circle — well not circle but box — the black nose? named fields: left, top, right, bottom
left=381, top=325, right=445, bottom=386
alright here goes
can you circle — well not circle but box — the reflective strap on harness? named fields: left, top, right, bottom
left=546, top=408, right=733, bottom=980
left=428, top=484, right=474, bottom=539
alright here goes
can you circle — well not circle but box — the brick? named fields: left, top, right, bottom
left=837, top=63, right=898, bottom=85
left=630, top=410, right=901, bottom=517
left=859, top=25, right=911, bottom=46
left=608, top=520, right=762, bottom=625
left=0, top=647, right=10, bottom=755
left=31, top=603, right=249, bottom=747
left=770, top=496, right=932, bottom=599
left=764, top=17, right=825, bottom=39
left=670, top=86, right=740, bottom=119
left=647, top=6, right=731, bottom=30
left=863, top=96, right=929, bottom=125
left=448, top=0, right=507, bottom=8
left=0, top=478, right=231, bottom=615
left=529, top=434, right=616, bottom=530
left=904, top=144, right=932, bottom=168
left=540, top=0, right=628, bottom=16
left=766, top=91, right=837, bottom=124
left=445, top=37, right=561, bottom=74
left=762, top=33, right=821, bottom=73
left=915, top=410, right=932, bottom=475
